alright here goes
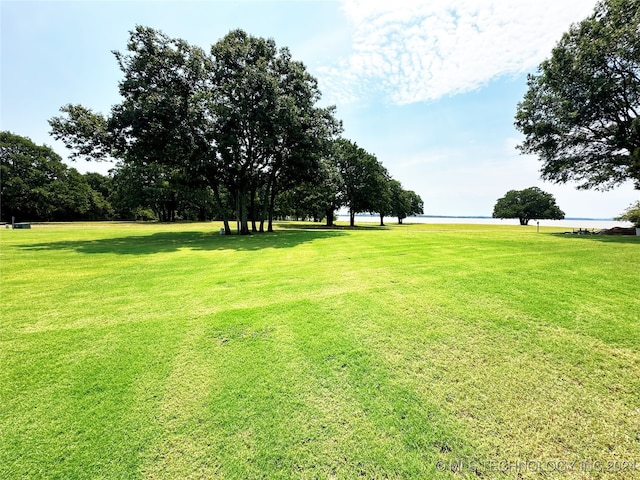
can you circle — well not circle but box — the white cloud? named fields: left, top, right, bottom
left=321, top=0, right=598, bottom=104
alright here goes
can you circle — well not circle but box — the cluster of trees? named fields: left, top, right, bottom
left=43, top=27, right=421, bottom=232
left=8, top=0, right=636, bottom=227
left=0, top=132, right=112, bottom=222
left=1, top=130, right=424, bottom=225
left=1, top=130, right=184, bottom=222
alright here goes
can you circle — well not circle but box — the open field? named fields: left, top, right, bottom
left=1, top=222, right=639, bottom=479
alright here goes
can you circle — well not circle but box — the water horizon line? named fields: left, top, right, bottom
left=349, top=213, right=616, bottom=221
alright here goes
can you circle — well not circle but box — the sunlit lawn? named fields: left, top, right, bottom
left=1, top=221, right=639, bottom=479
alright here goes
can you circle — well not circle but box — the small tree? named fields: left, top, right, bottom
left=389, top=180, right=424, bottom=224
left=493, top=187, right=564, bottom=225
left=615, top=201, right=640, bottom=227
left=334, top=138, right=388, bottom=227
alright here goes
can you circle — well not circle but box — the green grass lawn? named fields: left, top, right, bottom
left=1, top=221, right=639, bottom=479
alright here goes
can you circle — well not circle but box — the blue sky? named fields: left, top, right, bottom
left=2, top=0, right=638, bottom=217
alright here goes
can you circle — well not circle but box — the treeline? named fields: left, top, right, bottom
left=0, top=131, right=422, bottom=225
left=3, top=27, right=422, bottom=229
left=0, top=132, right=112, bottom=222
left=1, top=131, right=145, bottom=222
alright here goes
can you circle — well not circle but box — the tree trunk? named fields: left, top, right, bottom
left=239, top=186, right=250, bottom=235
left=260, top=174, right=274, bottom=233
left=379, top=212, right=385, bottom=226
left=519, top=217, right=530, bottom=225
left=350, top=209, right=355, bottom=227
left=250, top=186, right=258, bottom=232
left=259, top=197, right=265, bottom=232
left=325, top=208, right=334, bottom=227
left=267, top=185, right=277, bottom=233
left=211, top=183, right=231, bottom=234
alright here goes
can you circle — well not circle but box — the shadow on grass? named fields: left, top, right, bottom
left=277, top=221, right=390, bottom=231
left=551, top=233, right=640, bottom=244
left=19, top=229, right=346, bottom=255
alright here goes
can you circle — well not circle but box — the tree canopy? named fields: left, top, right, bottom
left=50, top=26, right=341, bottom=233
left=47, top=26, right=423, bottom=229
left=388, top=180, right=424, bottom=224
left=492, top=187, right=565, bottom=225
left=0, top=132, right=112, bottom=222
left=515, top=0, right=640, bottom=190
left=332, top=138, right=390, bottom=227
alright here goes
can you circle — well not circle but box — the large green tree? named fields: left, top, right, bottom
left=371, top=168, right=391, bottom=227
left=50, top=27, right=217, bottom=224
left=515, top=0, right=640, bottom=190
left=209, top=29, right=339, bottom=234
left=492, top=187, right=564, bottom=225
left=50, top=26, right=338, bottom=234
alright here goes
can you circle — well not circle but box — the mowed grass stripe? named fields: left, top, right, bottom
left=1, top=319, right=188, bottom=479
left=355, top=291, right=640, bottom=464
left=1, top=222, right=639, bottom=479
left=139, top=317, right=223, bottom=479
left=139, top=300, right=471, bottom=479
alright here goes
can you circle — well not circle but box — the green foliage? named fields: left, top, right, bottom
left=109, top=27, right=225, bottom=224
left=49, top=104, right=113, bottom=162
left=492, top=186, right=565, bottom=225
left=0, top=131, right=112, bottom=222
left=389, top=180, right=424, bottom=224
left=50, top=26, right=341, bottom=233
left=515, top=0, right=640, bottom=190
left=273, top=154, right=345, bottom=225
left=209, top=29, right=341, bottom=233
left=405, top=190, right=424, bottom=217
left=333, top=138, right=389, bottom=226
left=615, top=200, right=640, bottom=227
left=1, top=222, right=638, bottom=479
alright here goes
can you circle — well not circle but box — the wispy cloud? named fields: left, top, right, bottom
left=320, top=0, right=598, bottom=105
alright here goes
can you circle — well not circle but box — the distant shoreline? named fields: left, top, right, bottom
left=338, top=215, right=631, bottom=229
left=413, top=214, right=615, bottom=221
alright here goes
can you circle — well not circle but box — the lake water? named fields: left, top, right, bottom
left=336, top=215, right=632, bottom=230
